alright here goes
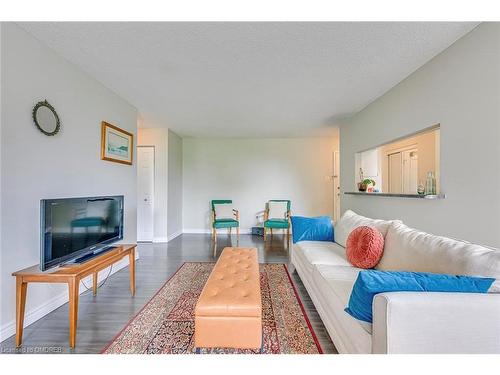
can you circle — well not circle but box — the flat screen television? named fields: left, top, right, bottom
left=40, top=195, right=124, bottom=271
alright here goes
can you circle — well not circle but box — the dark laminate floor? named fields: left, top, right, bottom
left=0, top=234, right=337, bottom=354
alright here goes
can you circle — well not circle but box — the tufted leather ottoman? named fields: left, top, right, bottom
left=194, top=247, right=262, bottom=350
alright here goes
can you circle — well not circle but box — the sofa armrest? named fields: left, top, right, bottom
left=372, top=292, right=500, bottom=354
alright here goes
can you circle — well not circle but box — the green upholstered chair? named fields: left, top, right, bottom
left=263, top=200, right=291, bottom=244
left=211, top=200, right=240, bottom=242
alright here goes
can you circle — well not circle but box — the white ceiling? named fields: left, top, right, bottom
left=19, top=22, right=478, bottom=138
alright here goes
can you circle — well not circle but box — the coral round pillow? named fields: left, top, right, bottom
left=346, top=226, right=384, bottom=269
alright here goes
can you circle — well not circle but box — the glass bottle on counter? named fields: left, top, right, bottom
left=425, top=171, right=436, bottom=195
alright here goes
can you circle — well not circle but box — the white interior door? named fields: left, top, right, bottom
left=388, top=152, right=403, bottom=194
left=137, top=146, right=154, bottom=242
left=402, top=149, right=418, bottom=194
left=333, top=151, right=340, bottom=222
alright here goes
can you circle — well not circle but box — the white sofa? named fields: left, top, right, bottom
left=290, top=210, right=500, bottom=354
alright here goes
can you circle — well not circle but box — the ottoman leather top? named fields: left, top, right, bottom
left=196, top=247, right=261, bottom=318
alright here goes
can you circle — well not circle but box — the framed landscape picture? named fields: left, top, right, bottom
left=101, top=121, right=133, bottom=165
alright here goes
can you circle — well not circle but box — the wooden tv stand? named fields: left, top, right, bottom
left=12, top=244, right=136, bottom=348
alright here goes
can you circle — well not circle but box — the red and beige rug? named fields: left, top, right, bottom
left=102, top=262, right=322, bottom=354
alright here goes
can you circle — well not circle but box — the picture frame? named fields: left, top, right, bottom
left=101, top=121, right=134, bottom=165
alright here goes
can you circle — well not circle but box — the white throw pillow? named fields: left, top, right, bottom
left=214, top=203, right=234, bottom=220
left=268, top=201, right=288, bottom=220
left=377, top=222, right=500, bottom=282
left=334, top=210, right=396, bottom=248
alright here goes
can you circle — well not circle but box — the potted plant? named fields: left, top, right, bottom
left=358, top=178, right=376, bottom=192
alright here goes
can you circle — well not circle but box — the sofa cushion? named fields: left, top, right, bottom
left=335, top=210, right=396, bottom=248
left=264, top=219, right=289, bottom=229
left=312, top=265, right=372, bottom=334
left=213, top=219, right=239, bottom=229
left=377, top=222, right=500, bottom=280
left=314, top=264, right=361, bottom=284
left=345, top=270, right=495, bottom=323
left=295, top=241, right=351, bottom=267
left=268, top=201, right=288, bottom=220
left=214, top=203, right=234, bottom=219
left=292, top=241, right=352, bottom=277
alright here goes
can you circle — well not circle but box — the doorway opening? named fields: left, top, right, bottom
left=355, top=125, right=440, bottom=194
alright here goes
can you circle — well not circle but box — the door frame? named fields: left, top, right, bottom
left=137, top=145, right=155, bottom=242
left=387, top=145, right=418, bottom=194
left=333, top=150, right=340, bottom=223
left=401, top=148, right=418, bottom=194
left=387, top=151, right=403, bottom=194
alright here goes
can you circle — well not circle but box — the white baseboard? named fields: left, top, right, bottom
left=152, top=230, right=182, bottom=243
left=152, top=237, right=168, bottom=243
left=182, top=228, right=272, bottom=235
left=0, top=250, right=140, bottom=343
left=182, top=229, right=210, bottom=234
left=167, top=230, right=182, bottom=242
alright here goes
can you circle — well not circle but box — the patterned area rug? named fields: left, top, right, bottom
left=102, top=262, right=322, bottom=354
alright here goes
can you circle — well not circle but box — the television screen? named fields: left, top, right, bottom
left=41, top=195, right=124, bottom=271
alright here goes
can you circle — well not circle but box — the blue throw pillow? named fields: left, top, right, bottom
left=290, top=216, right=334, bottom=244
left=345, top=270, right=495, bottom=323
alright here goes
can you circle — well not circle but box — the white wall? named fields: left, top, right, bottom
left=167, top=130, right=183, bottom=240
left=137, top=128, right=168, bottom=242
left=0, top=23, right=3, bottom=335
left=0, top=24, right=137, bottom=339
left=340, top=23, right=500, bottom=248
left=183, top=137, right=338, bottom=232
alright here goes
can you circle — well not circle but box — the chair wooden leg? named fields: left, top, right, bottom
left=263, top=227, right=267, bottom=241
left=213, top=228, right=217, bottom=257
left=236, top=227, right=240, bottom=244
